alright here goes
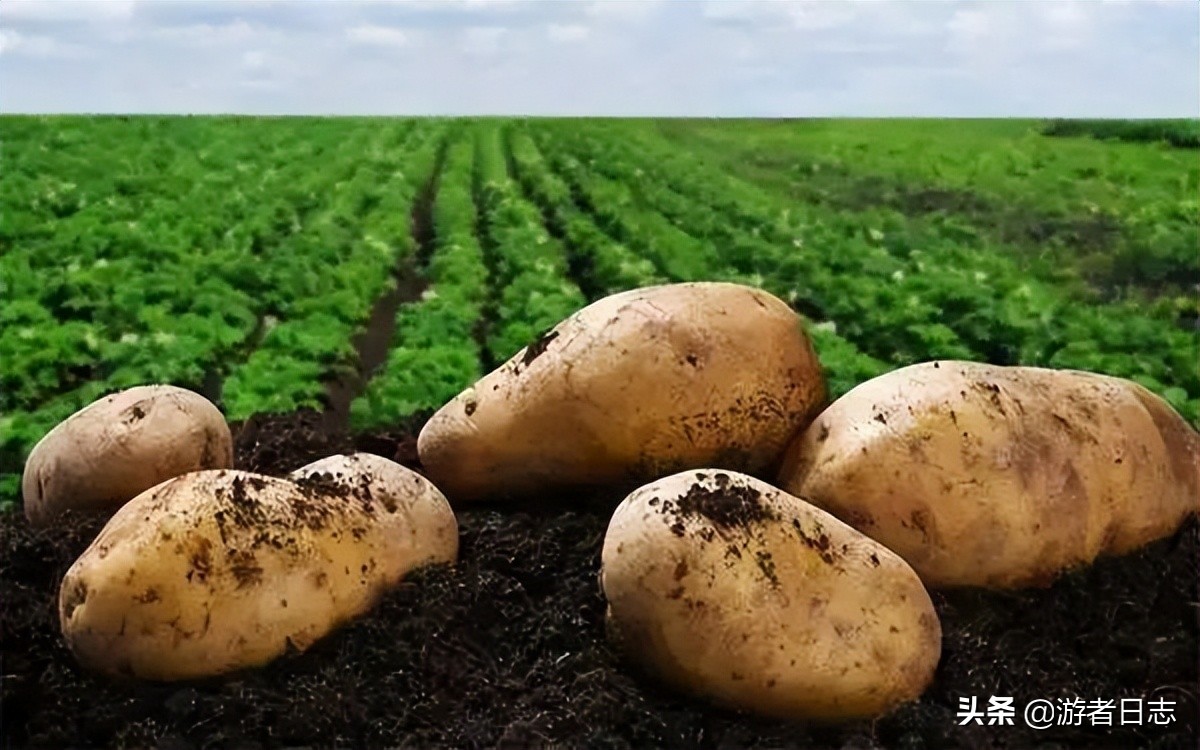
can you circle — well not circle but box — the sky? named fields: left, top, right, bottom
left=0, top=0, right=1197, bottom=117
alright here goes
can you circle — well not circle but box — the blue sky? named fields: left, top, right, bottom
left=1, top=0, right=1196, bottom=116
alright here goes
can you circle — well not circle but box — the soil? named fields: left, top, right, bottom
left=321, top=134, right=449, bottom=433
left=2, top=411, right=1197, bottom=749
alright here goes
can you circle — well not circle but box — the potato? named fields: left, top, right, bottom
left=58, top=454, right=457, bottom=681
left=600, top=470, right=941, bottom=721
left=778, top=361, right=1200, bottom=589
left=418, top=282, right=827, bottom=503
left=23, top=385, right=233, bottom=527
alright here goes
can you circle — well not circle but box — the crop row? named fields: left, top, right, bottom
left=224, top=123, right=444, bottom=420
left=350, top=130, right=486, bottom=429
left=2, top=124, right=383, bottom=487
left=0, top=120, right=435, bottom=503
left=534, top=125, right=1000, bottom=363
left=1042, top=119, right=1200, bottom=149
left=473, top=124, right=586, bottom=365
left=504, top=129, right=664, bottom=297
left=531, top=124, right=1200, bottom=423
left=351, top=124, right=605, bottom=428
left=508, top=125, right=887, bottom=398
left=659, top=120, right=1199, bottom=295
left=2, top=125, right=345, bottom=412
left=3, top=122, right=411, bottom=416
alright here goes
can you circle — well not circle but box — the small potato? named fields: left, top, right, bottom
left=778, top=361, right=1200, bottom=588
left=59, top=455, right=457, bottom=681
left=419, top=283, right=827, bottom=503
left=23, top=385, right=232, bottom=527
left=601, top=470, right=941, bottom=722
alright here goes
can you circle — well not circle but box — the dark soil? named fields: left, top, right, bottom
left=322, top=133, right=450, bottom=433
left=2, top=411, right=1198, bottom=749
left=669, top=472, right=778, bottom=532
left=321, top=254, right=428, bottom=432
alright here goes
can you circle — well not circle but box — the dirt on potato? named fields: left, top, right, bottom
left=669, top=472, right=780, bottom=531
left=1, top=411, right=1197, bottom=749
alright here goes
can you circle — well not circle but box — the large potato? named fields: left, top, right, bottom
left=23, top=385, right=233, bottom=527
left=59, top=454, right=457, bottom=681
left=601, top=470, right=941, bottom=721
left=778, top=361, right=1200, bottom=588
left=418, top=283, right=827, bottom=503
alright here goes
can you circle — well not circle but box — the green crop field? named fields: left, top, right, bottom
left=2, top=116, right=1198, bottom=512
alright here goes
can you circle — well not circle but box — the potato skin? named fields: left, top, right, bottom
left=778, top=361, right=1200, bottom=589
left=418, top=283, right=827, bottom=503
left=58, top=456, right=457, bottom=681
left=23, top=385, right=233, bottom=527
left=600, top=470, right=941, bottom=721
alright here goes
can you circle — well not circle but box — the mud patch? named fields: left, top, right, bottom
left=670, top=473, right=779, bottom=531
left=520, top=329, right=560, bottom=367
left=186, top=538, right=213, bottom=584
left=792, top=518, right=836, bottom=565
left=233, top=409, right=356, bottom=477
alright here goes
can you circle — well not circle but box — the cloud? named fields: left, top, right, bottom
left=547, top=23, right=588, bottom=43
left=0, top=0, right=134, bottom=23
left=701, top=1, right=857, bottom=30
left=946, top=1, right=1100, bottom=63
left=585, top=0, right=664, bottom=23
left=0, top=27, right=87, bottom=58
left=0, top=0, right=1195, bottom=116
left=151, top=20, right=262, bottom=46
left=785, top=4, right=859, bottom=31
left=242, top=50, right=267, bottom=69
left=460, top=25, right=505, bottom=55
left=346, top=23, right=410, bottom=47
left=945, top=7, right=994, bottom=51
left=238, top=77, right=282, bottom=91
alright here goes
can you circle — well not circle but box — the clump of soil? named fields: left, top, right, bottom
left=233, top=408, right=429, bottom=476
left=233, top=409, right=356, bottom=476
left=520, top=328, right=560, bottom=367
left=670, top=472, right=779, bottom=532
left=350, top=409, right=432, bottom=474
left=2, top=411, right=1197, bottom=749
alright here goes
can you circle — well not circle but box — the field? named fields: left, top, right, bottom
left=1, top=117, right=1198, bottom=748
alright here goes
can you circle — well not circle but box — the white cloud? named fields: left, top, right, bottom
left=461, top=25, right=505, bottom=55
left=1043, top=1, right=1088, bottom=28
left=378, top=0, right=525, bottom=15
left=701, top=1, right=771, bottom=24
left=1039, top=1, right=1091, bottom=50
left=946, top=7, right=993, bottom=50
left=242, top=50, right=267, bottom=69
left=0, top=0, right=1195, bottom=116
left=461, top=0, right=524, bottom=9
left=238, top=77, right=282, bottom=91
left=547, top=23, right=589, bottom=43
left=946, top=2, right=1101, bottom=61
left=784, top=3, right=859, bottom=30
left=346, top=24, right=410, bottom=47
left=0, top=28, right=20, bottom=54
left=151, top=20, right=261, bottom=46
left=701, top=0, right=857, bottom=30
left=0, top=27, right=87, bottom=58
left=586, top=0, right=663, bottom=23
left=0, top=0, right=135, bottom=23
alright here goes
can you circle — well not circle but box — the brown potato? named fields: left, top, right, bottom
left=601, top=470, right=941, bottom=721
left=418, top=282, right=827, bottom=503
left=58, top=455, right=457, bottom=681
left=23, top=385, right=232, bottom=527
left=778, top=361, right=1200, bottom=588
